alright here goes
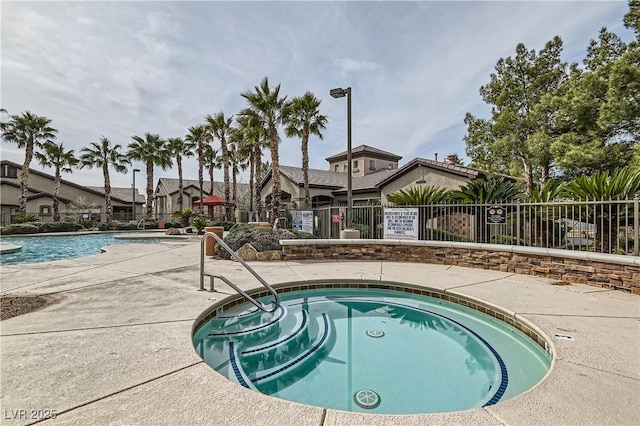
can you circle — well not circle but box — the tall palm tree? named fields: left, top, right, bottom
left=203, top=144, right=222, bottom=220
left=80, top=137, right=130, bottom=228
left=241, top=77, right=288, bottom=224
left=128, top=133, right=171, bottom=220
left=185, top=125, right=209, bottom=214
left=237, top=108, right=269, bottom=221
left=166, top=137, right=194, bottom=212
left=1, top=111, right=57, bottom=214
left=34, top=141, right=78, bottom=222
left=206, top=112, right=234, bottom=221
left=285, top=92, right=328, bottom=209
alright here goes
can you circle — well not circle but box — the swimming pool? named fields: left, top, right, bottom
left=193, top=284, right=552, bottom=414
left=0, top=233, right=187, bottom=265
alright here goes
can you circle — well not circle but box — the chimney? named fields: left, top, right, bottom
left=446, top=154, right=458, bottom=165
left=434, top=153, right=438, bottom=162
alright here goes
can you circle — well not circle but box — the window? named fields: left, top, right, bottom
left=334, top=164, right=339, bottom=172
left=388, top=162, right=394, bottom=169
left=40, top=206, right=51, bottom=216
left=344, top=162, right=348, bottom=171
left=369, top=159, right=376, bottom=170
left=1, top=164, right=18, bottom=178
left=353, top=160, right=358, bottom=168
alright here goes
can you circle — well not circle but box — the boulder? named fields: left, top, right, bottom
left=233, top=243, right=257, bottom=261
left=256, top=250, right=282, bottom=261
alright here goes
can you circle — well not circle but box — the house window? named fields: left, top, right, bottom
left=388, top=162, right=394, bottom=169
left=334, top=164, right=339, bottom=172
left=40, top=206, right=51, bottom=216
left=1, top=164, right=18, bottom=178
left=353, top=160, right=358, bottom=168
left=344, top=162, right=348, bottom=171
left=369, top=159, right=376, bottom=170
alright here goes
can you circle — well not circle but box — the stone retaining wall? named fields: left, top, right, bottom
left=280, top=240, right=640, bottom=294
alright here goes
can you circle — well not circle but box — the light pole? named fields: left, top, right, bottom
left=330, top=86, right=353, bottom=229
left=132, top=168, right=140, bottom=221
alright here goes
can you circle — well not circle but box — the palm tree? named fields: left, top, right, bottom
left=206, top=112, right=234, bottom=221
left=285, top=92, right=328, bottom=209
left=237, top=108, right=269, bottom=221
left=166, top=137, right=194, bottom=212
left=452, top=177, right=524, bottom=243
left=185, top=125, right=209, bottom=214
left=80, top=137, right=130, bottom=228
left=387, top=185, right=451, bottom=205
left=203, top=144, right=222, bottom=220
left=228, top=137, right=249, bottom=205
left=1, top=111, right=57, bottom=214
left=34, top=141, right=78, bottom=222
left=128, top=133, right=171, bottom=220
left=241, top=77, right=288, bottom=225
left=563, top=166, right=640, bottom=253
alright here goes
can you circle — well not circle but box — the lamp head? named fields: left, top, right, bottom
left=133, top=168, right=141, bottom=172
left=330, top=88, right=347, bottom=98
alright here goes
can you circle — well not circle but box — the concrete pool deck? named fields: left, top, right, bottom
left=0, top=238, right=638, bottom=425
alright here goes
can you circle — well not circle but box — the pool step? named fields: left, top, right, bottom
left=205, top=305, right=287, bottom=340
left=245, top=313, right=334, bottom=388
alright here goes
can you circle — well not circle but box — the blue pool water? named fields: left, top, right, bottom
left=193, top=288, right=551, bottom=414
left=0, top=233, right=181, bottom=265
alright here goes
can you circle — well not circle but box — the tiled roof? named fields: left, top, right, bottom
left=375, top=158, right=488, bottom=189
left=86, top=186, right=145, bottom=203
left=157, top=178, right=248, bottom=196
left=325, top=145, right=402, bottom=162
left=278, top=165, right=399, bottom=193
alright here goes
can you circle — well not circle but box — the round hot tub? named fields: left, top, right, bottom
left=192, top=281, right=552, bottom=414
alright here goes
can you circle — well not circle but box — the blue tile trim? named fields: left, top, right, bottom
left=242, top=310, right=308, bottom=355
left=251, top=313, right=329, bottom=383
left=207, top=306, right=285, bottom=337
left=228, top=342, right=250, bottom=389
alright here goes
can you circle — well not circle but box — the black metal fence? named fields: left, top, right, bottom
left=294, top=198, right=640, bottom=256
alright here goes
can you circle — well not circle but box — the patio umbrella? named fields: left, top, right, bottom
left=193, top=195, right=235, bottom=206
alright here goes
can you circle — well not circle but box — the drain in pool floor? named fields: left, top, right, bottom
left=354, top=389, right=381, bottom=409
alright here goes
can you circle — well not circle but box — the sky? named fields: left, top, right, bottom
left=0, top=0, right=635, bottom=195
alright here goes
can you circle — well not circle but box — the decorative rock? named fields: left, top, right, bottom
left=165, top=228, right=181, bottom=235
left=233, top=243, right=257, bottom=261
left=256, top=250, right=282, bottom=261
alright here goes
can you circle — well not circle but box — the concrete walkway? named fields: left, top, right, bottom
left=0, top=239, right=638, bottom=425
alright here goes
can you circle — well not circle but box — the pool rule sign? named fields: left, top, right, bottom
left=292, top=211, right=314, bottom=234
left=383, top=208, right=419, bottom=240
left=486, top=205, right=507, bottom=224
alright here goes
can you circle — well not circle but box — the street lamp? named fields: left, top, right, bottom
left=132, top=168, right=140, bottom=221
left=330, top=86, right=353, bottom=229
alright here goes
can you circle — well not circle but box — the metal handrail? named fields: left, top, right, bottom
left=137, top=219, right=146, bottom=230
left=200, top=231, right=280, bottom=313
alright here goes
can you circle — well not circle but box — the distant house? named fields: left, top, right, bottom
left=0, top=160, right=144, bottom=225
left=259, top=145, right=492, bottom=212
left=154, top=178, right=250, bottom=218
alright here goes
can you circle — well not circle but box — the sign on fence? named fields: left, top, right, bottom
left=486, top=206, right=507, bottom=224
left=383, top=208, right=418, bottom=240
left=332, top=214, right=341, bottom=223
left=292, top=210, right=314, bottom=234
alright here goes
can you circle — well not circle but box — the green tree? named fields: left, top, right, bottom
left=185, top=125, right=209, bottom=214
left=166, top=137, right=193, bottom=212
left=387, top=185, right=451, bottom=205
left=128, top=133, right=171, bottom=220
left=465, top=37, right=567, bottom=190
left=242, top=77, right=289, bottom=225
left=228, top=136, right=248, bottom=205
left=625, top=0, right=640, bottom=38
left=1, top=111, right=58, bottom=214
left=206, top=112, right=234, bottom=221
left=79, top=137, right=130, bottom=228
left=203, top=144, right=221, bottom=220
left=285, top=92, right=328, bottom=209
left=237, top=108, right=269, bottom=221
left=34, top=141, right=78, bottom=222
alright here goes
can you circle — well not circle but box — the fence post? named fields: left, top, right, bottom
left=516, top=202, right=521, bottom=245
left=634, top=196, right=639, bottom=256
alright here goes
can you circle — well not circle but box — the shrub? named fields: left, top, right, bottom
left=12, top=214, right=40, bottom=224
left=111, top=220, right=138, bottom=230
left=0, top=224, right=39, bottom=235
left=190, top=215, right=209, bottom=233
left=490, top=234, right=526, bottom=245
left=228, top=222, right=259, bottom=235
left=171, top=208, right=194, bottom=227
left=292, top=230, right=316, bottom=239
left=38, top=222, right=83, bottom=233
left=425, top=228, right=472, bottom=242
left=211, top=220, right=236, bottom=231
left=78, top=219, right=95, bottom=229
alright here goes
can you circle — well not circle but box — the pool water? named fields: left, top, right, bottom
left=0, top=233, right=181, bottom=265
left=193, top=288, right=551, bottom=414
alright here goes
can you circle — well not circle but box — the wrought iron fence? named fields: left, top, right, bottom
left=292, top=198, right=639, bottom=256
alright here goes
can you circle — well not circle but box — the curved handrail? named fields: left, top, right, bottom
left=200, top=231, right=279, bottom=313
left=137, top=219, right=146, bottom=230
